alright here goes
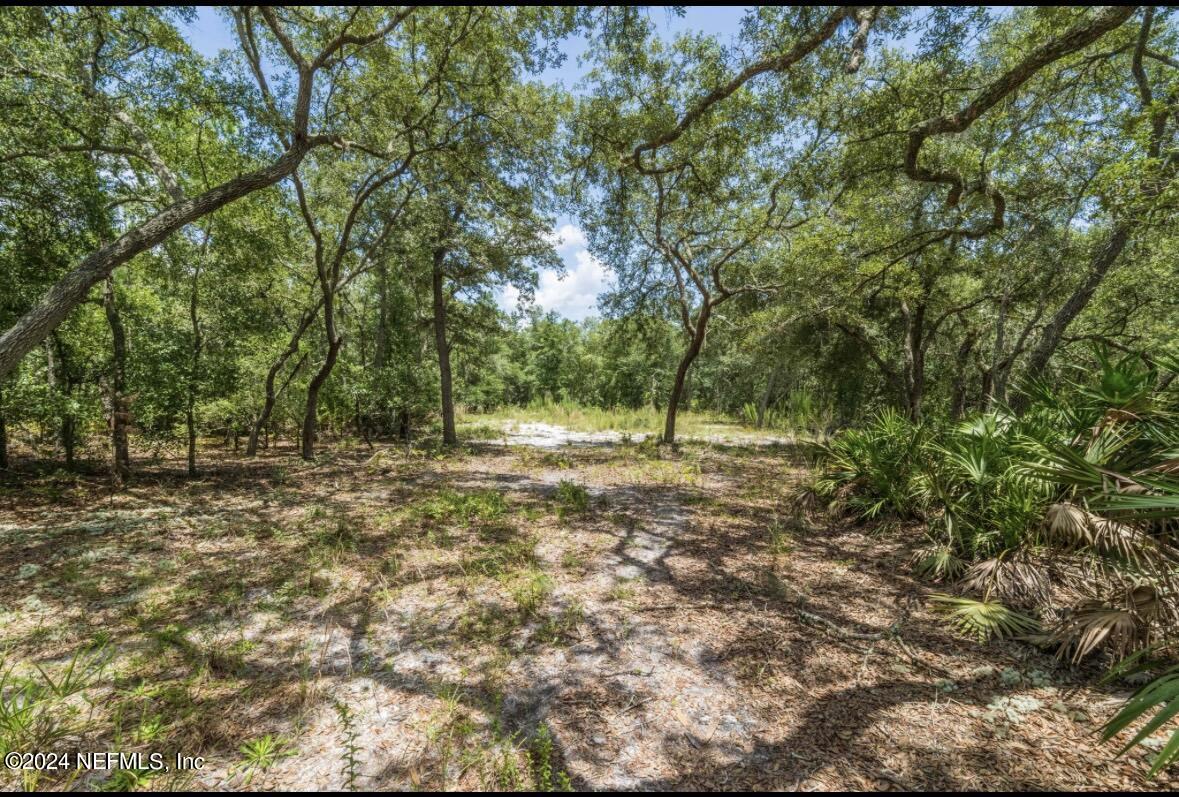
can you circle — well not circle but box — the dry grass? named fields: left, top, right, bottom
left=0, top=435, right=1172, bottom=790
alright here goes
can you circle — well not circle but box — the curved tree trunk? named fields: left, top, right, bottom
left=247, top=304, right=320, bottom=457
left=1020, top=224, right=1131, bottom=388
left=301, top=338, right=342, bottom=460
left=0, top=141, right=316, bottom=380
left=301, top=255, right=343, bottom=462
left=663, top=303, right=711, bottom=444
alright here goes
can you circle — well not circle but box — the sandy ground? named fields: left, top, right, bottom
left=0, top=430, right=1172, bottom=791
left=473, top=421, right=796, bottom=448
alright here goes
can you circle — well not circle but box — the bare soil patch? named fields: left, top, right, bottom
left=0, top=436, right=1168, bottom=790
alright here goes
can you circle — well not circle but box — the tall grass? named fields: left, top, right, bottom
left=458, top=398, right=726, bottom=436
left=740, top=389, right=834, bottom=437
left=460, top=394, right=825, bottom=438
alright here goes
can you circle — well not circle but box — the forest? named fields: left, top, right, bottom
left=1, top=5, right=1178, bottom=791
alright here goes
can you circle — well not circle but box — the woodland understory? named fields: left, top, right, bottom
left=2, top=5, right=1179, bottom=792
left=0, top=432, right=1173, bottom=791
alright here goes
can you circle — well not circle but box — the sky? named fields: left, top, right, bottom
left=180, top=8, right=749, bottom=322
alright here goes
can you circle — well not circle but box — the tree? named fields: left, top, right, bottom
left=0, top=6, right=417, bottom=378
left=578, top=14, right=839, bottom=441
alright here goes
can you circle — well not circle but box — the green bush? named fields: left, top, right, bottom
left=807, top=350, right=1179, bottom=773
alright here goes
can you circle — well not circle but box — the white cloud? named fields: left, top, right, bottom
left=544, top=223, right=588, bottom=252
left=499, top=224, right=608, bottom=321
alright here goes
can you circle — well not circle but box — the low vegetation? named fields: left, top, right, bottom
left=1, top=4, right=1178, bottom=792
left=806, top=351, right=1179, bottom=770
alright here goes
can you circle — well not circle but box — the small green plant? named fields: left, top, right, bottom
left=0, top=645, right=109, bottom=790
left=232, top=734, right=295, bottom=786
left=311, top=517, right=359, bottom=559
left=767, top=518, right=794, bottom=556
left=462, top=536, right=538, bottom=578
left=504, top=569, right=553, bottom=615
left=412, top=490, right=509, bottom=535
left=554, top=480, right=589, bottom=520
left=530, top=725, right=573, bottom=791
left=911, top=542, right=966, bottom=582
left=99, top=768, right=155, bottom=792
left=535, top=602, right=585, bottom=646
left=929, top=594, right=1039, bottom=642
left=1101, top=652, right=1179, bottom=777
left=607, top=577, right=641, bottom=604
left=334, top=700, right=361, bottom=791
left=560, top=550, right=585, bottom=572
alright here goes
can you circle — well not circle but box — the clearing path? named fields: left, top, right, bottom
left=0, top=437, right=1167, bottom=790
left=472, top=419, right=796, bottom=448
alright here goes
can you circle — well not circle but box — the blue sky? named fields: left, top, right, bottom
left=180, top=8, right=748, bottom=321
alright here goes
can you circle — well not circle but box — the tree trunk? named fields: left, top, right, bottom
left=374, top=259, right=390, bottom=371
left=949, top=333, right=978, bottom=421
left=103, top=276, right=131, bottom=484
left=302, top=335, right=341, bottom=461
left=1020, top=224, right=1131, bottom=389
left=986, top=282, right=1011, bottom=408
left=0, top=141, right=317, bottom=380
left=356, top=395, right=372, bottom=448
left=756, top=362, right=782, bottom=428
left=432, top=248, right=457, bottom=446
left=50, top=335, right=76, bottom=468
left=663, top=303, right=711, bottom=444
left=44, top=339, right=58, bottom=450
left=301, top=261, right=343, bottom=460
left=0, top=384, right=7, bottom=470
left=900, top=300, right=926, bottom=422
left=186, top=260, right=203, bottom=477
left=247, top=305, right=319, bottom=456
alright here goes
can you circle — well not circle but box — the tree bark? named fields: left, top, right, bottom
left=950, top=333, right=978, bottom=421
left=900, top=299, right=926, bottom=422
left=374, top=259, right=390, bottom=371
left=432, top=247, right=457, bottom=446
left=301, top=338, right=340, bottom=461
left=301, top=276, right=344, bottom=464
left=664, top=302, right=711, bottom=444
left=247, top=302, right=321, bottom=456
left=185, top=258, right=203, bottom=477
left=756, top=362, right=783, bottom=428
left=986, top=282, right=1011, bottom=408
left=50, top=334, right=76, bottom=468
left=44, top=339, right=58, bottom=450
left=0, top=141, right=316, bottom=380
left=0, top=384, right=7, bottom=470
left=1021, top=224, right=1131, bottom=386
left=301, top=249, right=343, bottom=460
left=103, top=275, right=130, bottom=484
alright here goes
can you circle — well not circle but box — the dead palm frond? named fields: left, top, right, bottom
left=1050, top=586, right=1160, bottom=663
left=1044, top=501, right=1172, bottom=570
left=959, top=550, right=1051, bottom=608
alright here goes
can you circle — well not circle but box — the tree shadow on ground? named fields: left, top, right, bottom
left=0, top=440, right=1157, bottom=790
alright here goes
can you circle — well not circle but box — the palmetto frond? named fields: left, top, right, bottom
left=1102, top=661, right=1179, bottom=776
left=912, top=542, right=966, bottom=583
left=959, top=550, right=1051, bottom=608
left=929, top=594, right=1040, bottom=642
left=1044, top=501, right=1169, bottom=570
left=1049, top=590, right=1156, bottom=663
